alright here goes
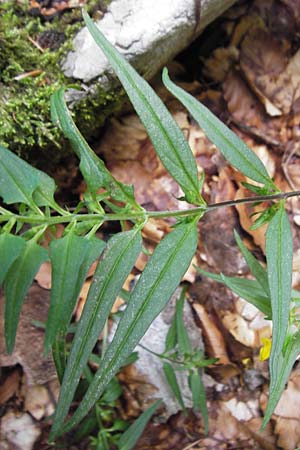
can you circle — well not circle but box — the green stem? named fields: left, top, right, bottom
left=1, top=190, right=300, bottom=226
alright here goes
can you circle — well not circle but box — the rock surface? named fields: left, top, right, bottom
left=63, top=0, right=236, bottom=85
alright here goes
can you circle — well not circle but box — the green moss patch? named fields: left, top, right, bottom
left=0, top=1, right=121, bottom=169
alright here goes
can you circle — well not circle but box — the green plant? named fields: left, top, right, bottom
left=1, top=8, right=300, bottom=442
left=139, top=286, right=217, bottom=435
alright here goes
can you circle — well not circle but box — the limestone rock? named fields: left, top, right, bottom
left=63, top=0, right=236, bottom=88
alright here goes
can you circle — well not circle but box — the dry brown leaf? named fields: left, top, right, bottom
left=0, top=369, right=20, bottom=405
left=193, top=303, right=230, bottom=365
left=235, top=188, right=268, bottom=253
left=203, top=46, right=239, bottom=83
left=34, top=261, right=52, bottom=290
left=222, top=312, right=257, bottom=348
left=0, top=286, right=56, bottom=385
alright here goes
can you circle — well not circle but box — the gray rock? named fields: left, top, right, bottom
left=63, top=0, right=236, bottom=86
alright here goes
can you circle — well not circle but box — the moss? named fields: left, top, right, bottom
left=0, top=0, right=120, bottom=169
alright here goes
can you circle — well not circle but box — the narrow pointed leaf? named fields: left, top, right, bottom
left=163, top=362, right=186, bottom=413
left=56, top=219, right=199, bottom=436
left=188, top=370, right=208, bottom=434
left=164, top=317, right=177, bottom=352
left=196, top=267, right=271, bottom=317
left=234, top=230, right=270, bottom=296
left=162, top=69, right=274, bottom=188
left=118, top=400, right=162, bottom=450
left=49, top=229, right=142, bottom=440
left=51, top=89, right=140, bottom=209
left=261, top=331, right=300, bottom=428
left=265, top=203, right=292, bottom=415
left=45, top=234, right=105, bottom=353
left=176, top=290, right=192, bottom=355
left=0, top=233, right=25, bottom=288
left=5, top=240, right=48, bottom=353
left=83, top=10, right=203, bottom=206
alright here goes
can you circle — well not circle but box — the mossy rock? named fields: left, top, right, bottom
left=0, top=1, right=120, bottom=173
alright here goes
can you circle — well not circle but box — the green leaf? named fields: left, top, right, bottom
left=175, top=289, right=192, bottom=355
left=83, top=10, right=203, bottom=206
left=57, top=219, right=199, bottom=436
left=49, top=229, right=142, bottom=440
left=118, top=400, right=162, bottom=450
left=32, top=171, right=58, bottom=209
left=52, top=334, right=67, bottom=384
left=0, top=145, right=38, bottom=208
left=251, top=204, right=279, bottom=230
left=0, top=233, right=25, bottom=288
left=162, top=69, right=274, bottom=189
left=0, top=145, right=58, bottom=210
left=265, top=203, right=292, bottom=417
left=4, top=240, right=48, bottom=353
left=261, top=331, right=300, bottom=428
left=188, top=370, right=208, bottom=434
left=163, top=362, right=186, bottom=413
left=45, top=233, right=105, bottom=353
left=164, top=316, right=177, bottom=352
left=234, top=230, right=270, bottom=296
left=196, top=267, right=272, bottom=317
left=51, top=89, right=141, bottom=209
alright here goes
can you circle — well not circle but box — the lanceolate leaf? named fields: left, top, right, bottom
left=0, top=145, right=58, bottom=210
left=196, top=268, right=271, bottom=317
left=118, top=400, right=162, bottom=450
left=83, top=10, right=203, bottom=206
left=265, top=203, right=292, bottom=416
left=163, top=362, right=186, bottom=413
left=49, top=229, right=142, bottom=440
left=5, top=240, right=48, bottom=353
left=261, top=331, right=300, bottom=429
left=51, top=89, right=140, bottom=209
left=175, top=290, right=192, bottom=355
left=188, top=370, right=208, bottom=434
left=162, top=69, right=274, bottom=189
left=0, top=233, right=25, bottom=288
left=55, top=219, right=199, bottom=436
left=45, top=233, right=105, bottom=353
left=234, top=230, right=270, bottom=297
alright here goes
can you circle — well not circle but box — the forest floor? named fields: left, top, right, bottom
left=1, top=1, right=300, bottom=449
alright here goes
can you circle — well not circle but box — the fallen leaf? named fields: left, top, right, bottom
left=0, top=286, right=56, bottom=385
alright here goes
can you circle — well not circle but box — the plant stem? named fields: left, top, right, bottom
left=1, top=190, right=300, bottom=226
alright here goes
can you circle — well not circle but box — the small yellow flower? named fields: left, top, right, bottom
left=259, top=337, right=272, bottom=361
